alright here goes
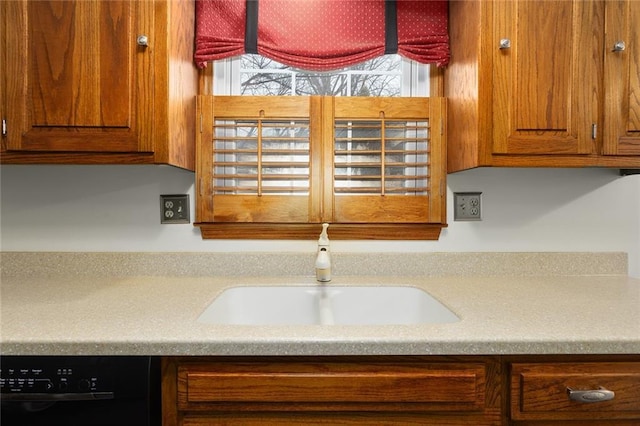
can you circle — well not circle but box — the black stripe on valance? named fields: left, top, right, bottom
left=245, top=0, right=259, bottom=54
left=385, top=0, right=398, bottom=54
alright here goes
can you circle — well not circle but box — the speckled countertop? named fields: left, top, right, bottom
left=1, top=252, right=639, bottom=356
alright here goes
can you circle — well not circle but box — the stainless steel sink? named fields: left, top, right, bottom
left=197, top=285, right=459, bottom=326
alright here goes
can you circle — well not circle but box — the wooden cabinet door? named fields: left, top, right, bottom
left=3, top=0, right=153, bottom=152
left=163, top=356, right=502, bottom=426
left=511, top=362, right=640, bottom=421
left=603, top=0, right=640, bottom=156
left=492, top=0, right=603, bottom=156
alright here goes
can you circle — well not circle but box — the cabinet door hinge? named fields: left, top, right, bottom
left=591, top=123, right=597, bottom=140
left=199, top=114, right=203, bottom=133
left=2, top=119, right=6, bottom=136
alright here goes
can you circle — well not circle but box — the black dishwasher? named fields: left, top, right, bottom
left=0, top=356, right=160, bottom=426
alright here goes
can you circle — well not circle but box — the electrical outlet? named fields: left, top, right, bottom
left=454, top=192, right=482, bottom=221
left=160, top=194, right=190, bottom=224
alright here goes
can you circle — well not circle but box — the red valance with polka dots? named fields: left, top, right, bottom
left=194, top=0, right=450, bottom=71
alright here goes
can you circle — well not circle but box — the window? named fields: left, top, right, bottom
left=213, top=54, right=430, bottom=97
left=196, top=54, right=445, bottom=240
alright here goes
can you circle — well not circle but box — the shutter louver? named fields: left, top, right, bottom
left=334, top=120, right=430, bottom=195
left=214, top=119, right=311, bottom=195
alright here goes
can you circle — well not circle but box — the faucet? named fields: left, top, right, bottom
left=315, top=223, right=331, bottom=282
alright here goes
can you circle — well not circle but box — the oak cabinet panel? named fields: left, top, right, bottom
left=510, top=362, right=640, bottom=422
left=162, top=357, right=502, bottom=426
left=492, top=0, right=602, bottom=157
left=603, top=0, right=640, bottom=156
left=1, top=0, right=197, bottom=169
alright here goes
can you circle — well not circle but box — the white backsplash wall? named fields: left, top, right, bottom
left=1, top=165, right=638, bottom=277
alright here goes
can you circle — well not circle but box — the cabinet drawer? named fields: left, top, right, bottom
left=178, top=361, right=487, bottom=412
left=510, top=362, right=640, bottom=421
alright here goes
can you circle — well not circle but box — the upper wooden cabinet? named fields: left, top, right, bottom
left=446, top=0, right=640, bottom=172
left=492, top=0, right=602, bottom=157
left=603, top=0, right=640, bottom=156
left=0, top=0, right=197, bottom=170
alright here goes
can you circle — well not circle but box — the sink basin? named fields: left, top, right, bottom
left=197, top=285, right=459, bottom=325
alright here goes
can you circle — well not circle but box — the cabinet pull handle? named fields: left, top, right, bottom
left=567, top=387, right=615, bottom=403
left=137, top=35, right=149, bottom=47
left=499, top=38, right=511, bottom=49
left=612, top=41, right=626, bottom=52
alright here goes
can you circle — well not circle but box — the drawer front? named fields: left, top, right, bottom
left=178, top=361, right=487, bottom=412
left=511, top=362, right=640, bottom=421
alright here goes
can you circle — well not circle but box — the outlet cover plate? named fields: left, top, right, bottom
left=453, top=192, right=482, bottom=221
left=160, top=194, right=190, bottom=224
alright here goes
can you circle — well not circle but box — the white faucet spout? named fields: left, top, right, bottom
left=315, top=223, right=331, bottom=282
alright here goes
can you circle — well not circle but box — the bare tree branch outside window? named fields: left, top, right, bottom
left=240, top=54, right=402, bottom=97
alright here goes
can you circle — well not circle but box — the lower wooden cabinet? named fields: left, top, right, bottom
left=162, top=355, right=640, bottom=426
left=510, top=362, right=640, bottom=423
left=162, top=356, right=502, bottom=425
